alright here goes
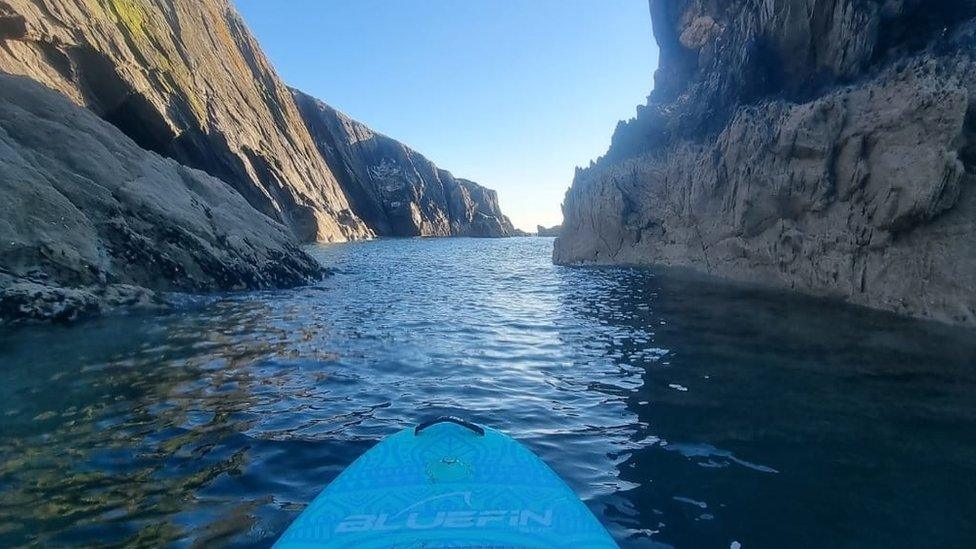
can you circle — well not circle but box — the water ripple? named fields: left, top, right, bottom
left=1, top=238, right=975, bottom=547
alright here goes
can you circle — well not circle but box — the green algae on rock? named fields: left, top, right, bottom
left=0, top=0, right=371, bottom=243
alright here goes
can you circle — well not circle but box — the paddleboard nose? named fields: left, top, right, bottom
left=275, top=417, right=619, bottom=548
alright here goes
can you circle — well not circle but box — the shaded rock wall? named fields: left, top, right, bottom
left=0, top=0, right=371, bottom=242
left=292, top=90, right=517, bottom=238
left=555, top=0, right=976, bottom=326
left=0, top=74, right=322, bottom=322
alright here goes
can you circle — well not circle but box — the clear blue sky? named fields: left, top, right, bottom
left=233, top=0, right=656, bottom=232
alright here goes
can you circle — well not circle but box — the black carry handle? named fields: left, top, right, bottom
left=415, top=416, right=485, bottom=436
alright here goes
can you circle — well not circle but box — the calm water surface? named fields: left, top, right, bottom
left=1, top=237, right=975, bottom=548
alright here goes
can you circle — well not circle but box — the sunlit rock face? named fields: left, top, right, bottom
left=555, top=0, right=976, bottom=326
left=0, top=74, right=324, bottom=323
left=0, top=0, right=371, bottom=242
left=293, top=90, right=518, bottom=238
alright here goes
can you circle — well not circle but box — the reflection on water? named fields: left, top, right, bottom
left=0, top=237, right=974, bottom=547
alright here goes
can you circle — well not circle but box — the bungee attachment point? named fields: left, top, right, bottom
left=414, top=416, right=485, bottom=436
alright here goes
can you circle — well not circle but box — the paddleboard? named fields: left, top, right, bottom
left=275, top=416, right=618, bottom=548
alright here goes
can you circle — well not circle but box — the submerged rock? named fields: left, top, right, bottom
left=0, top=74, right=324, bottom=323
left=292, top=90, right=518, bottom=238
left=555, top=0, right=976, bottom=327
left=0, top=277, right=165, bottom=323
left=0, top=0, right=371, bottom=242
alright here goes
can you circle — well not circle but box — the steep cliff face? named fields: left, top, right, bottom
left=0, top=74, right=323, bottom=322
left=293, top=90, right=518, bottom=238
left=555, top=0, right=976, bottom=326
left=0, top=0, right=371, bottom=242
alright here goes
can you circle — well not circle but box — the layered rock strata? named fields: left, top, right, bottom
left=0, top=74, right=323, bottom=322
left=0, top=0, right=371, bottom=241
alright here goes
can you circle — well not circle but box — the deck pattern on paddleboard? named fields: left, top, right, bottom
left=275, top=422, right=617, bottom=548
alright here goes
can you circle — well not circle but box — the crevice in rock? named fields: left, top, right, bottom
left=102, top=91, right=175, bottom=156
left=962, top=103, right=976, bottom=176
left=0, top=15, right=25, bottom=40
left=67, top=46, right=183, bottom=167
left=66, top=46, right=240, bottom=200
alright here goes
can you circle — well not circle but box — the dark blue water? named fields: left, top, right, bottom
left=1, top=237, right=974, bottom=548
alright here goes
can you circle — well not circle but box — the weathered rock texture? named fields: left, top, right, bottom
left=0, top=74, right=323, bottom=322
left=0, top=0, right=371, bottom=242
left=537, top=225, right=561, bottom=237
left=555, top=0, right=976, bottom=326
left=293, top=90, right=518, bottom=237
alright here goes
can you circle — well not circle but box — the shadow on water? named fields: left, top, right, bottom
left=0, top=237, right=974, bottom=548
left=568, top=269, right=976, bottom=548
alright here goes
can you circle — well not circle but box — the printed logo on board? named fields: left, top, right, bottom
left=335, top=509, right=554, bottom=533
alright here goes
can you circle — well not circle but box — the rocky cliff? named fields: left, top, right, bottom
left=537, top=225, right=561, bottom=237
left=0, top=74, right=323, bottom=322
left=555, top=0, right=976, bottom=326
left=292, top=90, right=518, bottom=238
left=0, top=0, right=371, bottom=242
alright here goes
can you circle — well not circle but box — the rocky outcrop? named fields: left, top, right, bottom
left=555, top=0, right=976, bottom=327
left=537, top=225, right=561, bottom=237
left=0, top=74, right=323, bottom=323
left=293, top=90, right=518, bottom=238
left=0, top=0, right=371, bottom=242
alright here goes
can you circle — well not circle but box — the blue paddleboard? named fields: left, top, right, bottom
left=276, top=417, right=618, bottom=548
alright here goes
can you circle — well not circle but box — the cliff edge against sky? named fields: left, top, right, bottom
left=0, top=0, right=516, bottom=243
left=293, top=90, right=518, bottom=238
left=0, top=0, right=372, bottom=242
left=0, top=0, right=518, bottom=322
left=555, top=0, right=976, bottom=326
